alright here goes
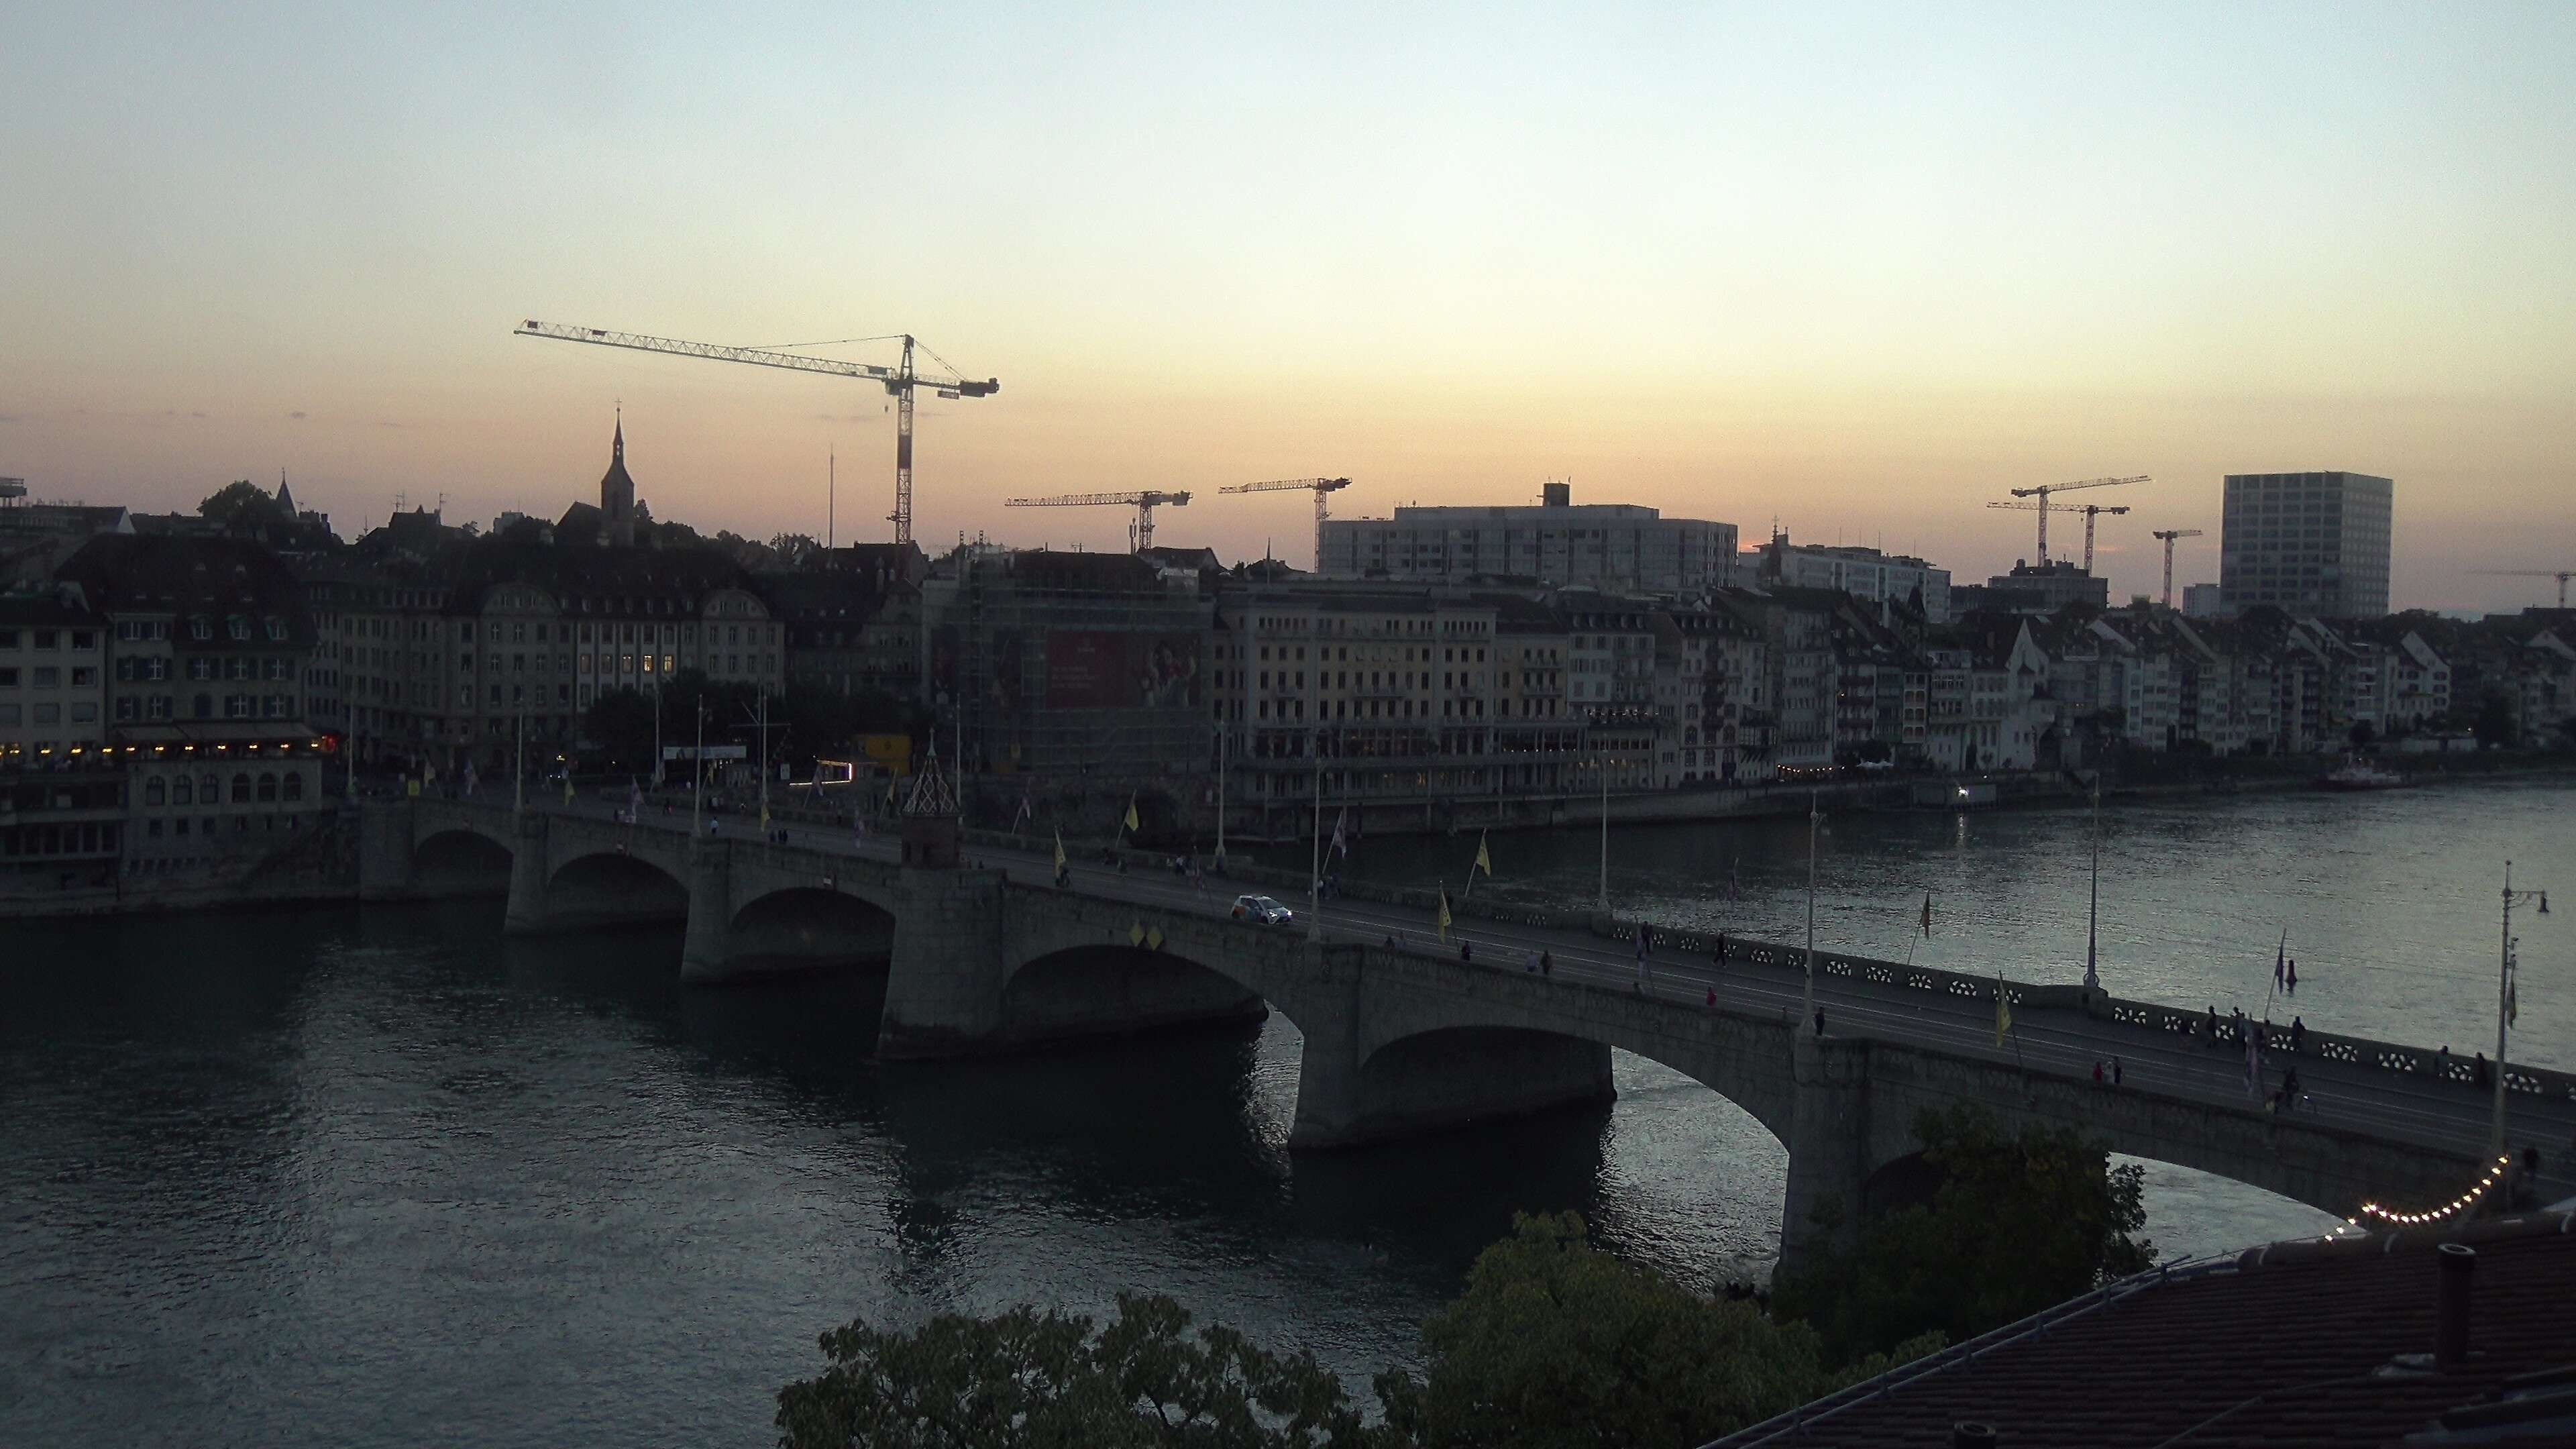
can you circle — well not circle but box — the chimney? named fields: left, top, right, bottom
left=2435, top=1242, right=2475, bottom=1368
left=1542, top=482, right=1570, bottom=508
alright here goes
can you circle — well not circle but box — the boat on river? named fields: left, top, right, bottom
left=2316, top=755, right=2405, bottom=791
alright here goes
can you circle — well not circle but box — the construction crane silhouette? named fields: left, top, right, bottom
left=1215, top=478, right=1351, bottom=570
left=1988, top=500, right=2131, bottom=572
left=1987, top=476, right=2148, bottom=566
left=2151, top=529, right=2206, bottom=608
left=513, top=320, right=996, bottom=547
left=2470, top=569, right=2574, bottom=608
left=1004, top=491, right=1191, bottom=553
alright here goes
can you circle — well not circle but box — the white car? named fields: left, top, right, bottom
left=1231, top=894, right=1294, bottom=926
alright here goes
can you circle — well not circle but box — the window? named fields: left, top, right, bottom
left=115, top=698, right=139, bottom=722
left=283, top=772, right=303, bottom=802
left=231, top=773, right=252, bottom=803
left=199, top=773, right=219, bottom=801
left=227, top=618, right=250, bottom=641
left=225, top=694, right=252, bottom=718
left=191, top=619, right=213, bottom=641
left=33, top=630, right=56, bottom=650
left=34, top=667, right=58, bottom=687
left=71, top=667, right=95, bottom=686
left=33, top=702, right=60, bottom=724
left=265, top=619, right=286, bottom=641
left=256, top=773, right=278, bottom=802
left=193, top=693, right=213, bottom=718
left=147, top=695, right=171, bottom=720
left=0, top=667, right=15, bottom=687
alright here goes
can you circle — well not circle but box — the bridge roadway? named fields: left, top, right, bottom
left=383, top=793, right=2576, bottom=1262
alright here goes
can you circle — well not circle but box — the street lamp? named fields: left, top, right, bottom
left=2084, top=771, right=2102, bottom=993
left=2495, top=861, right=2549, bottom=1157
left=1596, top=743, right=1611, bottom=912
left=1803, top=788, right=1821, bottom=1036
left=1307, top=725, right=1324, bottom=942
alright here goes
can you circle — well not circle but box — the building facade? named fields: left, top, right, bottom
left=1318, top=484, right=1737, bottom=596
left=1758, top=537, right=1952, bottom=623
left=2219, top=471, right=2394, bottom=619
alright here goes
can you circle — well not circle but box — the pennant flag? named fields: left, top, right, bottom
left=1124, top=794, right=1140, bottom=833
left=563, top=777, right=574, bottom=807
left=1146, top=926, right=1165, bottom=951
left=1128, top=921, right=1146, bottom=947
left=1014, top=792, right=1033, bottom=827
left=1994, top=983, right=2012, bottom=1047
left=1436, top=889, right=1452, bottom=942
left=1330, top=806, right=1348, bottom=859
left=1921, top=893, right=1933, bottom=938
left=2507, top=969, right=2518, bottom=1028
left=760, top=804, right=771, bottom=832
left=1053, top=828, right=1067, bottom=871
left=2273, top=930, right=2287, bottom=991
left=1473, top=829, right=1492, bottom=878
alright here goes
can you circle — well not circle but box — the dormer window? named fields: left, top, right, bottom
left=191, top=618, right=213, bottom=641
left=227, top=617, right=250, bottom=641
left=264, top=619, right=286, bottom=641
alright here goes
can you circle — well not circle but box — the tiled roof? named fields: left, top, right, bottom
left=1707, top=1210, right=2576, bottom=1449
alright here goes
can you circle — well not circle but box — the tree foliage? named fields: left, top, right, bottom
left=197, top=479, right=284, bottom=528
left=1375, top=1212, right=1935, bottom=1449
left=776, top=1293, right=1383, bottom=1449
left=1772, top=1104, right=2152, bottom=1364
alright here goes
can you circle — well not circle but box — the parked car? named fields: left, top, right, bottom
left=1231, top=894, right=1294, bottom=926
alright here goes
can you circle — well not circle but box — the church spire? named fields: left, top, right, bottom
left=612, top=405, right=624, bottom=464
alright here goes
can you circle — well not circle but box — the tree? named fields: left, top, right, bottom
left=2348, top=720, right=2376, bottom=749
left=776, top=1293, right=1384, bottom=1449
left=2473, top=690, right=2520, bottom=749
left=769, top=532, right=824, bottom=568
left=198, top=479, right=286, bottom=531
left=1773, top=1104, right=2152, bottom=1364
left=1373, top=1212, right=1937, bottom=1449
left=581, top=686, right=659, bottom=774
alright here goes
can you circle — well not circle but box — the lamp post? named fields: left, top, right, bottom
left=2495, top=861, right=2549, bottom=1157
left=1803, top=788, right=1821, bottom=1036
left=2084, top=771, right=2102, bottom=993
left=1307, top=727, right=1324, bottom=942
left=1214, top=724, right=1228, bottom=864
left=1596, top=743, right=1611, bottom=912
left=513, top=709, right=525, bottom=814
left=690, top=699, right=704, bottom=837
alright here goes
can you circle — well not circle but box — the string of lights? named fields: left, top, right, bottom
left=2327, top=1155, right=2512, bottom=1236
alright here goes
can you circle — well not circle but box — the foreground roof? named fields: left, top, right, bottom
left=1708, top=1209, right=2576, bottom=1449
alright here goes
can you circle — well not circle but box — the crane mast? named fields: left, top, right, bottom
left=513, top=319, right=996, bottom=547
left=1004, top=490, right=1192, bottom=552
left=2469, top=569, right=2574, bottom=608
left=1215, top=477, right=1352, bottom=570
left=2151, top=528, right=2205, bottom=608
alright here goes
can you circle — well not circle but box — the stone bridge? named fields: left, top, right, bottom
left=357, top=798, right=2567, bottom=1277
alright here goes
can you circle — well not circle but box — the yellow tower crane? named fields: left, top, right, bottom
left=1004, top=490, right=1192, bottom=553
left=2470, top=569, right=2574, bottom=608
left=513, top=319, right=997, bottom=547
left=1987, top=500, right=2131, bottom=572
left=2152, top=529, right=2206, bottom=608
left=1214, top=478, right=1352, bottom=570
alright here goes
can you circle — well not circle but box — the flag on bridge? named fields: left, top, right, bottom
left=1437, top=889, right=1452, bottom=943
left=1053, top=828, right=1067, bottom=872
left=2508, top=965, right=2518, bottom=1027
left=1473, top=830, right=1492, bottom=878
left=463, top=762, right=478, bottom=797
left=563, top=777, right=574, bottom=808
left=1014, top=790, right=1033, bottom=830
left=2272, top=930, right=2288, bottom=992
left=1329, top=806, right=1349, bottom=859
left=1994, top=981, right=2012, bottom=1047
left=1921, top=893, right=1933, bottom=938
left=1123, top=794, right=1140, bottom=835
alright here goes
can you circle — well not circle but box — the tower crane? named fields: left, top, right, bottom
left=1004, top=490, right=1191, bottom=552
left=513, top=319, right=996, bottom=547
left=1988, top=475, right=2148, bottom=565
left=2151, top=529, right=2205, bottom=608
left=1214, top=477, right=1352, bottom=570
left=2469, top=569, right=2574, bottom=608
left=1986, top=500, right=2130, bottom=571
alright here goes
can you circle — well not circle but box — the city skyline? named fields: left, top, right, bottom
left=5, top=3, right=2573, bottom=610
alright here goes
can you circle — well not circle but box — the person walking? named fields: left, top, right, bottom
left=1525, top=947, right=1538, bottom=974
left=2092, top=1060, right=2105, bottom=1085
left=1715, top=930, right=1729, bottom=964
left=2474, top=1053, right=2491, bottom=1091
left=2286, top=958, right=2298, bottom=996
left=2281, top=1067, right=2302, bottom=1113
left=1458, top=939, right=1473, bottom=963
left=1813, top=1008, right=1825, bottom=1036
left=2206, top=1005, right=2220, bottom=1046
left=2290, top=1016, right=2305, bottom=1055
left=1635, top=923, right=1654, bottom=994
left=1705, top=986, right=1717, bottom=1011
left=1540, top=950, right=1553, bottom=977
left=2113, top=1056, right=2125, bottom=1087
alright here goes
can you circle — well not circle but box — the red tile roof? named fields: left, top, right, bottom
left=1705, top=1210, right=2576, bottom=1449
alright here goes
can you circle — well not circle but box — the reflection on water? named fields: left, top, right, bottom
left=6, top=780, right=2563, bottom=1447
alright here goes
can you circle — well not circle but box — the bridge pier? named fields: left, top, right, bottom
left=679, top=839, right=739, bottom=983
left=502, top=810, right=551, bottom=934
left=1778, top=1034, right=1871, bottom=1284
left=875, top=866, right=1008, bottom=1057
left=1287, top=945, right=1617, bottom=1150
left=355, top=799, right=417, bottom=901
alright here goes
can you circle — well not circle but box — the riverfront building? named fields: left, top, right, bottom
left=1755, top=536, right=1953, bottom=623
left=1317, top=483, right=1738, bottom=595
left=2219, top=470, right=2394, bottom=619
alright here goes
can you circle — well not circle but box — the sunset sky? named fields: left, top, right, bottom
left=4, top=3, right=2571, bottom=610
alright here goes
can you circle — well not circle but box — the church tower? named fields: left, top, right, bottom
left=599, top=410, right=636, bottom=547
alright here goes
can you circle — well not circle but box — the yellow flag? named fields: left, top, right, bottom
left=1124, top=794, right=1140, bottom=833
left=760, top=804, right=771, bottom=832
left=562, top=778, right=574, bottom=806
left=1995, top=985, right=2012, bottom=1048
left=1053, top=828, right=1067, bottom=869
left=1473, top=830, right=1491, bottom=877
left=1437, top=889, right=1452, bottom=941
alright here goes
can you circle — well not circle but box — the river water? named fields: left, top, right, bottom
left=3, top=780, right=2569, bottom=1447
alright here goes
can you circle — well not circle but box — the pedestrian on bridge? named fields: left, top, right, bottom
left=1458, top=939, right=1473, bottom=963
left=2092, top=1060, right=2104, bottom=1086
left=1713, top=932, right=1729, bottom=967
left=2206, top=1005, right=2219, bottom=1046
left=1813, top=1008, right=1826, bottom=1036
left=2474, top=1053, right=2491, bottom=1091
left=2290, top=1016, right=2305, bottom=1054
left=1525, top=947, right=1538, bottom=974
left=1540, top=950, right=1553, bottom=977
left=2113, top=1056, right=2125, bottom=1086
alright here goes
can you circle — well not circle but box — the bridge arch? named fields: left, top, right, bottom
left=411, top=828, right=515, bottom=896
left=545, top=848, right=690, bottom=928
left=726, top=886, right=899, bottom=971
left=1000, top=941, right=1269, bottom=1045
